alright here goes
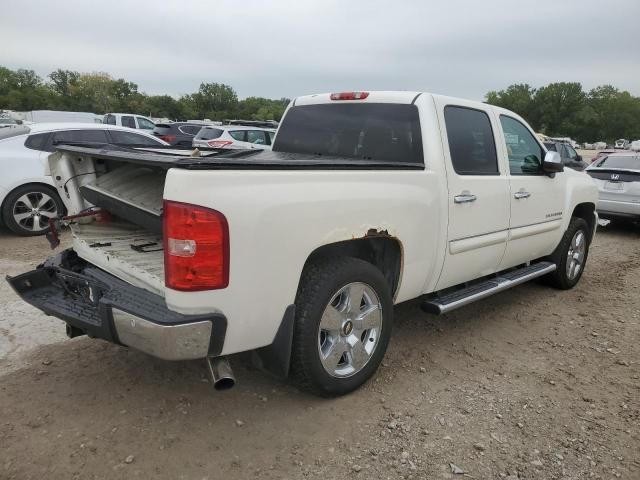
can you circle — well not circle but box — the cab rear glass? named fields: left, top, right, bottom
left=273, top=103, right=423, bottom=165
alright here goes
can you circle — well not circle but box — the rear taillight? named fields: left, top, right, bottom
left=330, top=91, right=369, bottom=100
left=207, top=140, right=234, bottom=148
left=163, top=200, right=229, bottom=291
left=159, top=134, right=177, bottom=143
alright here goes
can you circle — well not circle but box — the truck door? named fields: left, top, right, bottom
left=434, top=101, right=511, bottom=290
left=495, top=114, right=566, bottom=269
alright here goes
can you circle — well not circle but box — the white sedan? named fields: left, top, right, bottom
left=0, top=123, right=167, bottom=236
left=586, top=152, right=640, bottom=221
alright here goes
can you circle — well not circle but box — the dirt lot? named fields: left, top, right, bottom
left=1, top=220, right=639, bottom=480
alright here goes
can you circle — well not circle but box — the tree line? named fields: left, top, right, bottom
left=0, top=66, right=289, bottom=121
left=1, top=66, right=639, bottom=142
left=485, top=82, right=640, bottom=143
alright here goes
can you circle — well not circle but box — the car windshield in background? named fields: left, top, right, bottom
left=0, top=125, right=30, bottom=140
left=594, top=155, right=640, bottom=170
left=272, top=103, right=424, bottom=164
left=195, top=127, right=224, bottom=141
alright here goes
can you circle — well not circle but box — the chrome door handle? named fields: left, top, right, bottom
left=454, top=192, right=477, bottom=204
left=514, top=191, right=531, bottom=199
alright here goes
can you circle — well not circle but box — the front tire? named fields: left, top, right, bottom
left=545, top=217, right=590, bottom=289
left=290, top=257, right=393, bottom=397
left=1, top=184, right=64, bottom=236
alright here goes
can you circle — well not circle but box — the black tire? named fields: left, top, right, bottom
left=290, top=256, right=393, bottom=397
left=1, top=184, right=64, bottom=236
left=544, top=217, right=590, bottom=290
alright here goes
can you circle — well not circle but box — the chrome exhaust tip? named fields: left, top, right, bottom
left=205, top=356, right=235, bottom=390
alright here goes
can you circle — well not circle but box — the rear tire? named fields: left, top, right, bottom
left=290, top=257, right=393, bottom=397
left=544, top=217, right=590, bottom=290
left=1, top=184, right=64, bottom=236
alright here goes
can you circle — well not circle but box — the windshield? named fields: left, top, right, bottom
left=273, top=103, right=424, bottom=164
left=593, top=155, right=640, bottom=170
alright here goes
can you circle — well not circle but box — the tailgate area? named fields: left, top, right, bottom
left=6, top=250, right=226, bottom=360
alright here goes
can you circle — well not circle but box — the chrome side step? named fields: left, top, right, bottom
left=421, top=261, right=556, bottom=315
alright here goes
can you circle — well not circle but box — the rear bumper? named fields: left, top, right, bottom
left=6, top=250, right=226, bottom=360
left=597, top=199, right=640, bottom=217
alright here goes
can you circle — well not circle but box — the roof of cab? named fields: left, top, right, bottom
left=293, top=91, right=422, bottom=106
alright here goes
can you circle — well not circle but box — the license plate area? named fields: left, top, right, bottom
left=54, top=269, right=107, bottom=306
left=604, top=181, right=624, bottom=191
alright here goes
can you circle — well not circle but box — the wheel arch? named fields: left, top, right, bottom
left=1, top=181, right=60, bottom=215
left=571, top=202, right=596, bottom=243
left=0, top=181, right=64, bottom=231
left=301, top=232, right=404, bottom=301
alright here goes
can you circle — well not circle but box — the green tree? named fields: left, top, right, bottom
left=533, top=82, right=586, bottom=137
left=485, top=84, right=538, bottom=128
left=191, top=82, right=238, bottom=119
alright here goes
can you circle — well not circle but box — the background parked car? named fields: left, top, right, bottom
left=152, top=122, right=206, bottom=146
left=0, top=118, right=18, bottom=128
left=591, top=149, right=620, bottom=163
left=544, top=141, right=589, bottom=170
left=192, top=125, right=276, bottom=150
left=586, top=152, right=640, bottom=222
left=103, top=113, right=156, bottom=131
left=0, top=123, right=167, bottom=236
left=614, top=138, right=629, bottom=149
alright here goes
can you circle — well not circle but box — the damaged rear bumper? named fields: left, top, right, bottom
left=6, top=250, right=226, bottom=360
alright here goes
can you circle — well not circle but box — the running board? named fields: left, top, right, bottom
left=421, top=261, right=556, bottom=315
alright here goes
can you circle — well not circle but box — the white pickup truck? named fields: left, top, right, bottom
left=8, top=91, right=598, bottom=396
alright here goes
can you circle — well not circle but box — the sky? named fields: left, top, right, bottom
left=1, top=0, right=639, bottom=101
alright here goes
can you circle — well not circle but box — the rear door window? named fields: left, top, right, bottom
left=24, top=132, right=50, bottom=151
left=104, top=114, right=116, bottom=125
left=444, top=106, right=499, bottom=175
left=121, top=116, right=136, bottom=128
left=229, top=130, right=247, bottom=142
left=48, top=129, right=109, bottom=151
left=246, top=130, right=267, bottom=144
left=273, top=103, right=423, bottom=164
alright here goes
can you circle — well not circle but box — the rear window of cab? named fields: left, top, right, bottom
left=273, top=103, right=424, bottom=165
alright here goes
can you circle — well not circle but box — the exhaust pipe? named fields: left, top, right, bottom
left=205, top=356, right=236, bottom=390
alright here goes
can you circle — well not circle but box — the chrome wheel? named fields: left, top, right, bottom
left=317, top=282, right=382, bottom=378
left=12, top=192, right=59, bottom=232
left=566, top=230, right=586, bottom=280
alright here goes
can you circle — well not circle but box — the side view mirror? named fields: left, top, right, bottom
left=576, top=154, right=583, bottom=162
left=542, top=151, right=564, bottom=174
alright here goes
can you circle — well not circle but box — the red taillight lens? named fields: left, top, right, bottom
left=163, top=200, right=229, bottom=291
left=330, top=91, right=369, bottom=100
left=207, top=140, right=234, bottom=148
left=159, top=134, right=177, bottom=143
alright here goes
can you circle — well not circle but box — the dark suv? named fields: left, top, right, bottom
left=152, top=122, right=205, bottom=146
left=544, top=141, right=589, bottom=171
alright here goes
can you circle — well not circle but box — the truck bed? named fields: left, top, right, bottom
left=72, top=222, right=165, bottom=296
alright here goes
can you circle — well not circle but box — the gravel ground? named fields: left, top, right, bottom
left=0, top=218, right=639, bottom=480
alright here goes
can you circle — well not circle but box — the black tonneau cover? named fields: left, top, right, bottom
left=55, top=144, right=424, bottom=170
